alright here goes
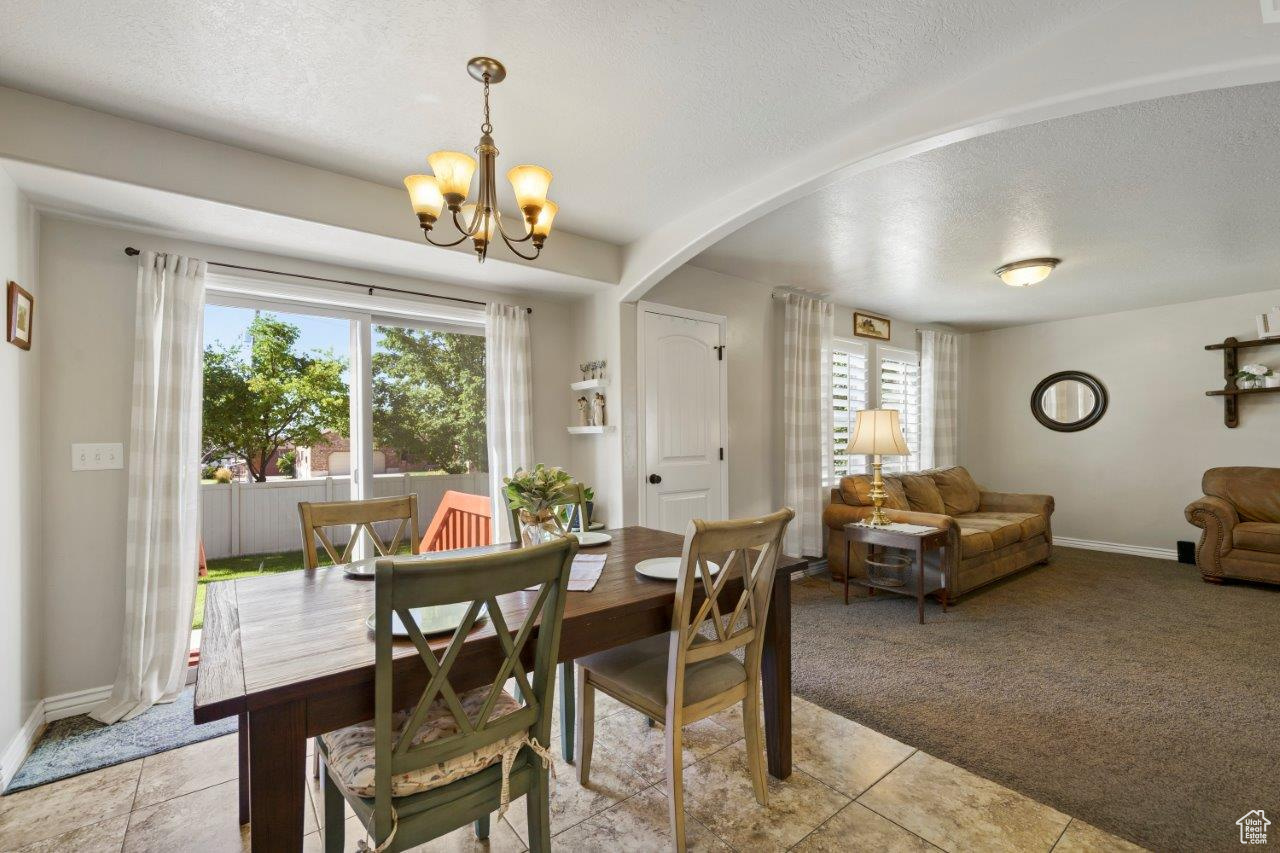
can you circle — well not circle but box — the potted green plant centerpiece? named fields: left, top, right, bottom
left=503, top=464, right=578, bottom=546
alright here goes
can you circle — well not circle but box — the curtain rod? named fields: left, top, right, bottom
left=767, top=291, right=923, bottom=331
left=122, top=247, right=531, bottom=314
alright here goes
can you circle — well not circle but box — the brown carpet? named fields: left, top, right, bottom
left=790, top=547, right=1279, bottom=853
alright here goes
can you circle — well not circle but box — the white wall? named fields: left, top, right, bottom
left=36, top=215, right=579, bottom=698
left=0, top=168, right=41, bottom=757
left=961, top=289, right=1280, bottom=552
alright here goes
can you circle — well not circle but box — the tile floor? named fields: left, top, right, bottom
left=0, top=688, right=1145, bottom=852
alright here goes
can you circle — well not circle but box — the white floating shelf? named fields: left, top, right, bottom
left=570, top=378, right=608, bottom=391
left=567, top=425, right=615, bottom=435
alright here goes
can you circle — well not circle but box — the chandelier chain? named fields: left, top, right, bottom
left=481, top=75, right=493, bottom=135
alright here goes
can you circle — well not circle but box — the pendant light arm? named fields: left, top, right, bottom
left=498, top=230, right=542, bottom=260
left=422, top=229, right=472, bottom=249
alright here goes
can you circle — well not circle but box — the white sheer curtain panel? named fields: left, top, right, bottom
left=782, top=293, right=833, bottom=557
left=485, top=302, right=534, bottom=543
left=93, top=251, right=206, bottom=724
left=920, top=329, right=960, bottom=470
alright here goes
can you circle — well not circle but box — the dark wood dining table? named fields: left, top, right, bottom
left=194, top=525, right=810, bottom=852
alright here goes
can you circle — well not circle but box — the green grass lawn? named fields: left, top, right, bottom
left=194, top=542, right=414, bottom=629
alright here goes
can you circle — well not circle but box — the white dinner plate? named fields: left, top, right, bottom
left=634, top=557, right=720, bottom=581
left=571, top=531, right=612, bottom=546
left=365, top=603, right=487, bottom=637
left=341, top=553, right=423, bottom=579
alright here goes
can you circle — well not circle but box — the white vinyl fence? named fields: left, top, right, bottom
left=201, top=472, right=490, bottom=559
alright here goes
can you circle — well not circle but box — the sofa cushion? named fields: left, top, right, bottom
left=1234, top=522, right=1280, bottom=554
left=1203, top=467, right=1280, bottom=523
left=931, top=467, right=982, bottom=515
left=958, top=527, right=994, bottom=558
left=961, top=511, right=1046, bottom=544
left=840, top=475, right=909, bottom=511
left=899, top=474, right=946, bottom=515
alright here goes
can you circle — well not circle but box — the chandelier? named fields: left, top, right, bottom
left=403, top=57, right=557, bottom=263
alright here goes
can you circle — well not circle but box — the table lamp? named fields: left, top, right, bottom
left=845, top=409, right=911, bottom=526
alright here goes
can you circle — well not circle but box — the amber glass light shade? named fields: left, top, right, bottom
left=427, top=151, right=477, bottom=203
left=507, top=164, right=552, bottom=215
left=530, top=200, right=558, bottom=239
left=461, top=204, right=498, bottom=243
left=403, top=174, right=444, bottom=221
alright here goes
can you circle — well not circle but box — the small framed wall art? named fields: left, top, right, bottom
left=6, top=281, right=33, bottom=351
left=852, top=310, right=890, bottom=341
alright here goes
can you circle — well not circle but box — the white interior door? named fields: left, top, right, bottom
left=641, top=307, right=726, bottom=533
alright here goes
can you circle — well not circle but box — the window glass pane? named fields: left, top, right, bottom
left=371, top=324, right=487, bottom=476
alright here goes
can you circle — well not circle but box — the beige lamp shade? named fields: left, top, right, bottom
left=845, top=408, right=910, bottom=456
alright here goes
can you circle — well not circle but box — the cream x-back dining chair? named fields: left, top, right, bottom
left=574, top=508, right=794, bottom=852
left=298, top=494, right=421, bottom=777
left=298, top=494, right=421, bottom=569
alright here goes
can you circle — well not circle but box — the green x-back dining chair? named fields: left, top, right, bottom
left=317, top=537, right=577, bottom=853
left=507, top=481, right=589, bottom=761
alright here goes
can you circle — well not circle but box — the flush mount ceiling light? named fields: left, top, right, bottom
left=995, top=257, right=1060, bottom=287
left=403, top=57, right=557, bottom=263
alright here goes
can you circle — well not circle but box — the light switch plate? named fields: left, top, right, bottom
left=72, top=443, right=124, bottom=471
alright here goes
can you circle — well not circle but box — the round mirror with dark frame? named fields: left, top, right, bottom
left=1030, top=371, right=1108, bottom=432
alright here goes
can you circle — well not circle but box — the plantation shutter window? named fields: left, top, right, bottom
left=830, top=340, right=869, bottom=481
left=877, top=346, right=921, bottom=474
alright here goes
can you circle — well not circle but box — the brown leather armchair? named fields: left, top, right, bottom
left=1185, top=467, right=1280, bottom=586
left=823, top=466, right=1054, bottom=600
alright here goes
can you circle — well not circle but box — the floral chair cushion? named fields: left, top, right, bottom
left=320, top=686, right=525, bottom=798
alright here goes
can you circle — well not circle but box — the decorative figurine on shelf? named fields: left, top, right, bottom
left=592, top=391, right=607, bottom=427
left=577, top=395, right=591, bottom=426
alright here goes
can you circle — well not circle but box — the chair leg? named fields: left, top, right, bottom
left=665, top=717, right=687, bottom=853
left=311, top=741, right=321, bottom=779
left=322, top=771, right=345, bottom=853
left=560, top=659, right=575, bottom=762
left=742, top=679, right=768, bottom=807
left=576, top=665, right=594, bottom=784
left=526, top=764, right=553, bottom=853
left=474, top=815, right=490, bottom=839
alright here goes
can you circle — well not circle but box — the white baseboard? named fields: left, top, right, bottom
left=43, top=684, right=112, bottom=723
left=1, top=684, right=112, bottom=791
left=1055, top=537, right=1179, bottom=561
left=1, top=702, right=45, bottom=791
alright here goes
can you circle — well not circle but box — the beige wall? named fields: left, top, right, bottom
left=0, top=169, right=41, bottom=758
left=641, top=263, right=950, bottom=521
left=961, top=289, right=1280, bottom=552
left=36, top=215, right=579, bottom=698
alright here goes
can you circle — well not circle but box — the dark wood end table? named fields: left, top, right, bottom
left=842, top=522, right=949, bottom=623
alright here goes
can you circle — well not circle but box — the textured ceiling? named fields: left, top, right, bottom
left=0, top=0, right=1112, bottom=245
left=692, top=82, right=1280, bottom=330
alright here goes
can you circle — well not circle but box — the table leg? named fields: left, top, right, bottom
left=560, top=659, right=575, bottom=763
left=762, top=570, right=792, bottom=779
left=238, top=712, right=249, bottom=826
left=843, top=538, right=850, bottom=605
left=248, top=700, right=307, bottom=852
left=917, top=545, right=925, bottom=624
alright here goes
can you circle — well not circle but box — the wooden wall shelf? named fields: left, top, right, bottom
left=1205, top=336, right=1280, bottom=427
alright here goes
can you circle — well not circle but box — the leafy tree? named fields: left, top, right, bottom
left=203, top=315, right=348, bottom=482
left=372, top=329, right=486, bottom=474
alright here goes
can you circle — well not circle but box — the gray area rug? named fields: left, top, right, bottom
left=5, top=687, right=236, bottom=793
left=791, top=547, right=1280, bottom=853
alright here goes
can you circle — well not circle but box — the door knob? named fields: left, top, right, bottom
left=649, top=474, right=662, bottom=484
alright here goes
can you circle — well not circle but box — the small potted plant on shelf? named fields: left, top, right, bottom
left=503, top=464, right=578, bottom=546
left=1236, top=363, right=1274, bottom=390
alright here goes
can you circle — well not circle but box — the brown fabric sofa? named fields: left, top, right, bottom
left=823, top=466, right=1054, bottom=599
left=1185, top=467, right=1280, bottom=586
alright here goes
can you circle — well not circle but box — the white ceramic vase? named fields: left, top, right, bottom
left=1266, top=374, right=1280, bottom=389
